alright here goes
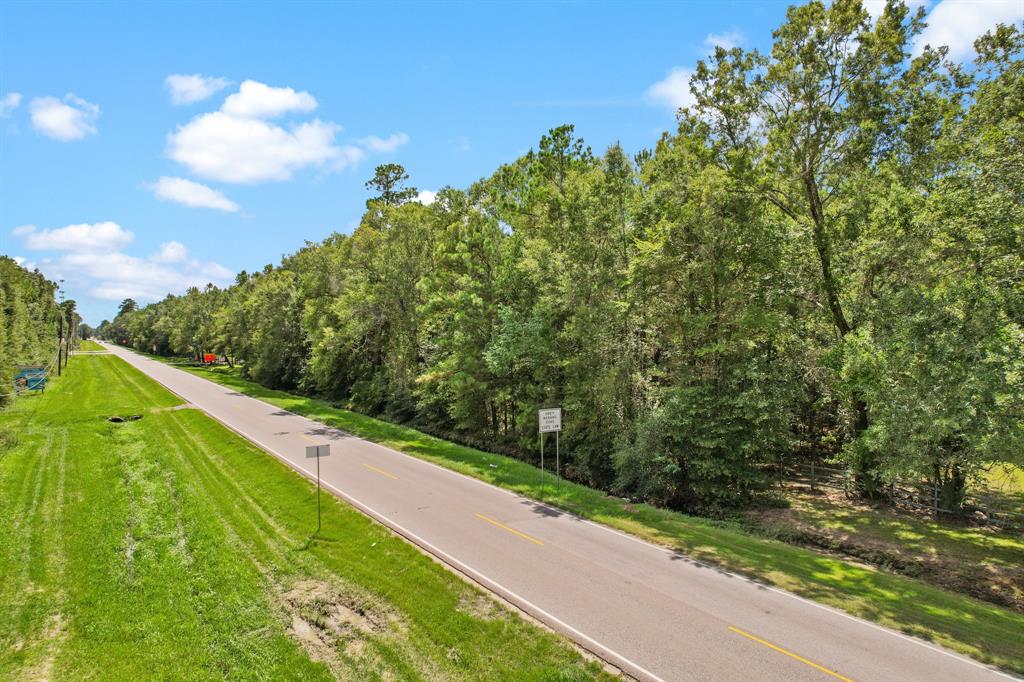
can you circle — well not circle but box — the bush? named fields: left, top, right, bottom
left=614, top=364, right=790, bottom=513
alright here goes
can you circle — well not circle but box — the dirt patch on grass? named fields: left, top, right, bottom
left=21, top=612, right=66, bottom=681
left=149, top=404, right=196, bottom=413
left=747, top=504, right=1024, bottom=612
left=457, top=591, right=504, bottom=621
left=279, top=578, right=403, bottom=674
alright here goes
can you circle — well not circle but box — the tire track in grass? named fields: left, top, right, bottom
left=0, top=429, right=46, bottom=675
left=4, top=357, right=329, bottom=681
left=2, top=429, right=55, bottom=659
left=151, top=415, right=355, bottom=676
left=160, top=466, right=195, bottom=569
left=159, top=414, right=296, bottom=573
left=107, top=414, right=235, bottom=677
left=157, top=412, right=431, bottom=680
left=25, top=428, right=70, bottom=680
left=105, top=356, right=180, bottom=411
left=175, top=415, right=512, bottom=680
left=173, top=414, right=304, bottom=553
left=154, top=416, right=326, bottom=651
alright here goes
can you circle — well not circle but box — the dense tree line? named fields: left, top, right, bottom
left=100, top=1, right=1023, bottom=514
left=0, top=257, right=80, bottom=405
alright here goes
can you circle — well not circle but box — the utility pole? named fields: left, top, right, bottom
left=57, top=280, right=65, bottom=376
left=66, top=310, right=74, bottom=367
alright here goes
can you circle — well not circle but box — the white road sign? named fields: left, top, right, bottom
left=538, top=407, right=562, bottom=433
left=305, top=444, right=331, bottom=458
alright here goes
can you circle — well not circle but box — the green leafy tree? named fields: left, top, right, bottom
left=103, top=4, right=1024, bottom=517
left=365, top=163, right=418, bottom=207
left=688, top=0, right=964, bottom=494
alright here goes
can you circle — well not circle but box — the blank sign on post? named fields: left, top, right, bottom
left=305, top=444, right=331, bottom=458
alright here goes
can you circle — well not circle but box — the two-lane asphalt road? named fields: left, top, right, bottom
left=104, top=343, right=1015, bottom=682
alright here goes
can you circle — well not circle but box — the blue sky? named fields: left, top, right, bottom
left=2, top=0, right=1021, bottom=324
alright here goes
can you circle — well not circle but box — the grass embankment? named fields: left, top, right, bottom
left=77, top=339, right=105, bottom=351
left=747, top=488, right=1024, bottom=612
left=0, top=354, right=609, bottom=680
left=176, top=363, right=1024, bottom=674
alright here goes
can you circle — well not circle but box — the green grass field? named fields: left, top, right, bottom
left=77, top=339, right=105, bottom=351
left=0, top=354, right=609, bottom=680
left=174, top=363, right=1024, bottom=674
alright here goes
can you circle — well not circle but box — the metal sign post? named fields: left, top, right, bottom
left=538, top=408, right=562, bottom=497
left=305, top=444, right=331, bottom=532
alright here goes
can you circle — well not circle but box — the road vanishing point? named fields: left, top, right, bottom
left=103, top=343, right=1016, bottom=682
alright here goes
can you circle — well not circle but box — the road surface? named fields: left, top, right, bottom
left=103, top=343, right=1015, bottom=682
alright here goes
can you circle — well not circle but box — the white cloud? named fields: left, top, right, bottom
left=168, top=111, right=349, bottom=183
left=165, top=74, right=231, bottom=105
left=166, top=79, right=403, bottom=184
left=646, top=67, right=697, bottom=111
left=17, top=221, right=134, bottom=252
left=336, top=145, right=367, bottom=168
left=416, top=190, right=437, bottom=205
left=221, top=80, right=317, bottom=119
left=17, top=225, right=234, bottom=303
left=0, top=92, right=22, bottom=117
left=702, top=30, right=744, bottom=53
left=29, top=93, right=99, bottom=141
left=151, top=241, right=189, bottom=263
left=914, top=0, right=1023, bottom=60
left=148, top=176, right=240, bottom=212
left=53, top=251, right=233, bottom=302
left=358, top=132, right=410, bottom=153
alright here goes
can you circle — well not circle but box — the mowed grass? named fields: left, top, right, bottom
left=178, top=363, right=1024, bottom=674
left=77, top=339, right=105, bottom=351
left=0, top=354, right=610, bottom=680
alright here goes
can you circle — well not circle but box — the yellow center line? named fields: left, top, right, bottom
left=300, top=433, right=318, bottom=443
left=475, top=513, right=544, bottom=546
left=728, top=626, right=853, bottom=682
left=362, top=463, right=398, bottom=480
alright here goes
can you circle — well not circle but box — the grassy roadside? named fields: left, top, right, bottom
left=744, top=487, right=1024, bottom=612
left=0, top=353, right=609, bottom=680
left=77, top=339, right=105, bottom=351
left=172, top=362, right=1024, bottom=674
